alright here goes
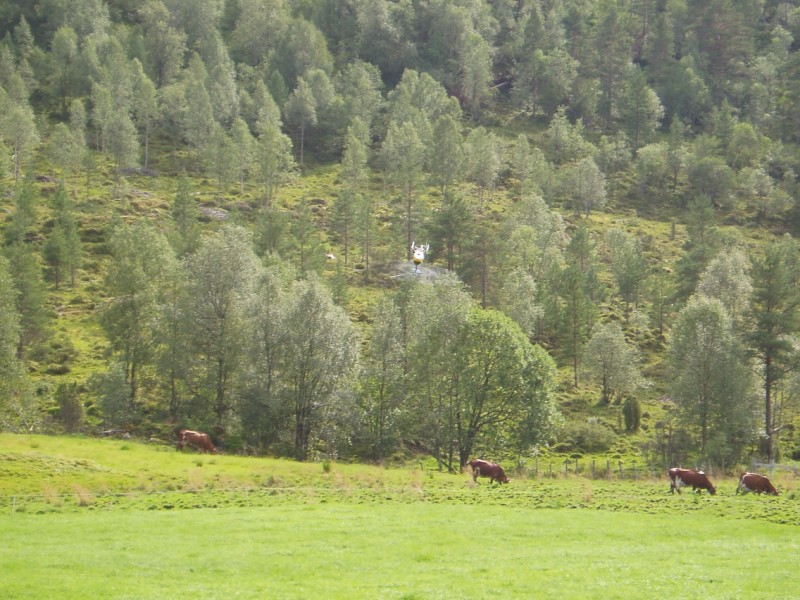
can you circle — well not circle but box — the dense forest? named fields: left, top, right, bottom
left=2, top=0, right=800, bottom=471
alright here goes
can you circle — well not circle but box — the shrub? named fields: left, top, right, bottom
left=622, top=396, right=641, bottom=432
left=53, top=382, right=83, bottom=433
left=558, top=419, right=617, bottom=453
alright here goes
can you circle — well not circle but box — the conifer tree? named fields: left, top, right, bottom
left=0, top=254, right=38, bottom=432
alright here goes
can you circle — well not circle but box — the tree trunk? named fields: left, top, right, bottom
left=765, top=354, right=774, bottom=462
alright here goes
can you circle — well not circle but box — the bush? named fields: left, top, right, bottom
left=622, top=396, right=641, bottom=432
left=558, top=419, right=617, bottom=453
left=55, top=382, right=83, bottom=433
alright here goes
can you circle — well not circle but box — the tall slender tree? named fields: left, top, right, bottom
left=340, top=118, right=369, bottom=196
left=182, top=54, right=215, bottom=170
left=557, top=264, right=596, bottom=387
left=670, top=295, right=755, bottom=463
left=404, top=273, right=473, bottom=470
left=429, top=191, right=471, bottom=272
left=138, top=0, right=187, bottom=87
left=101, top=223, right=177, bottom=415
left=747, top=238, right=800, bottom=461
left=697, top=248, right=752, bottom=328
left=255, top=115, right=296, bottom=209
left=460, top=30, right=493, bottom=121
left=280, top=276, right=360, bottom=460
left=464, top=126, right=501, bottom=211
left=130, top=59, right=158, bottom=169
left=382, top=120, right=425, bottom=259
left=0, top=254, right=37, bottom=432
left=606, top=228, right=649, bottom=318
left=44, top=184, right=81, bottom=288
left=582, top=322, right=646, bottom=406
left=358, top=296, right=405, bottom=460
left=590, top=1, right=633, bottom=131
left=429, top=115, right=464, bottom=197
left=183, top=225, right=262, bottom=426
left=4, top=179, right=47, bottom=358
left=0, top=91, right=39, bottom=181
left=285, top=77, right=317, bottom=167
left=619, top=65, right=664, bottom=150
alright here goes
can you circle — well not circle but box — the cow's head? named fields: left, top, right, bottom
left=708, top=484, right=717, bottom=495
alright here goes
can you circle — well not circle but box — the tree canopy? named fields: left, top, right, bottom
left=2, top=0, right=800, bottom=467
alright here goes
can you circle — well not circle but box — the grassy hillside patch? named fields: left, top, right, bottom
left=1, top=435, right=797, bottom=526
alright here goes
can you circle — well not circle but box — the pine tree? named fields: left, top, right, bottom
left=0, top=254, right=38, bottom=432
left=747, top=238, right=800, bottom=462
left=382, top=120, right=425, bottom=259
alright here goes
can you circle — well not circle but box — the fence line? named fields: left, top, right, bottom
left=749, top=461, right=800, bottom=478
left=527, top=459, right=655, bottom=481
left=523, top=459, right=799, bottom=481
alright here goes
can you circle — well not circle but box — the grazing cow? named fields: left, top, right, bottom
left=668, top=467, right=716, bottom=495
left=467, top=459, right=510, bottom=484
left=177, top=429, right=216, bottom=454
left=736, top=472, right=779, bottom=496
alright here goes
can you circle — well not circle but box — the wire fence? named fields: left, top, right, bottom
left=522, top=458, right=659, bottom=480
left=520, top=458, right=800, bottom=481
left=748, top=461, right=800, bottom=477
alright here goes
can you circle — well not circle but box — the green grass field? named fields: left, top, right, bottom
left=1, top=435, right=798, bottom=599
left=3, top=505, right=798, bottom=599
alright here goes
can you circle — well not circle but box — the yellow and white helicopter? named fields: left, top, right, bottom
left=411, top=241, right=429, bottom=274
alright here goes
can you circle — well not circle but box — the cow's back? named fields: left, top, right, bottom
left=468, top=459, right=509, bottom=484
left=738, top=472, right=778, bottom=495
left=178, top=429, right=216, bottom=453
left=669, top=467, right=715, bottom=495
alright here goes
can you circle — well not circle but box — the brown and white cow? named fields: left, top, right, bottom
left=177, top=429, right=217, bottom=453
left=668, top=467, right=716, bottom=495
left=467, top=459, right=510, bottom=484
left=736, top=472, right=779, bottom=496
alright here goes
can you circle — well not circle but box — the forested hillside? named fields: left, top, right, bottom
left=1, top=0, right=800, bottom=471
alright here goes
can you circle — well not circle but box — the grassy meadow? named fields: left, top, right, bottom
left=1, top=434, right=798, bottom=599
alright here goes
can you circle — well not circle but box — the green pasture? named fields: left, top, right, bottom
left=2, top=504, right=798, bottom=599
left=1, top=434, right=798, bottom=599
